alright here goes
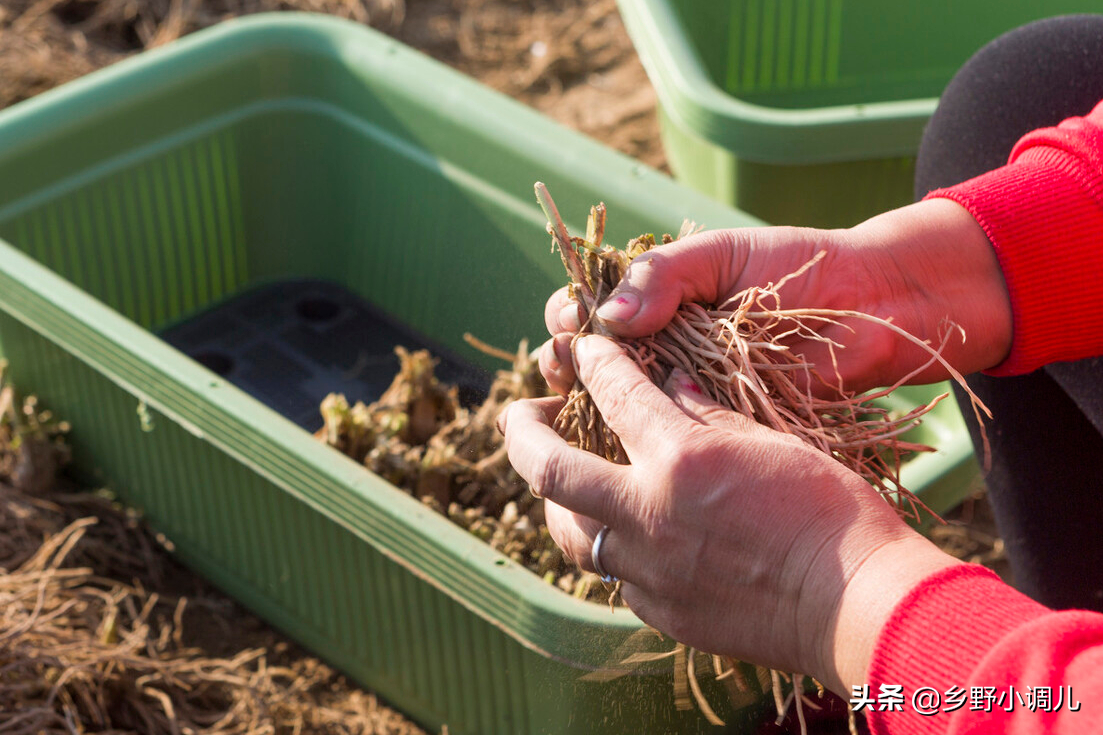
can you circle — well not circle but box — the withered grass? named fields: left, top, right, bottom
left=0, top=363, right=427, bottom=734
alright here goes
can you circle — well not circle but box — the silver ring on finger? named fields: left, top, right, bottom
left=591, top=525, right=618, bottom=583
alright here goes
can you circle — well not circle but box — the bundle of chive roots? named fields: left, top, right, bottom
left=535, top=183, right=986, bottom=518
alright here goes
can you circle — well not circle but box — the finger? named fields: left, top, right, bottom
left=594, top=229, right=750, bottom=337
left=573, top=335, right=691, bottom=454
left=662, top=368, right=759, bottom=433
left=543, top=500, right=605, bottom=571
left=497, top=394, right=563, bottom=435
left=538, top=335, right=576, bottom=395
left=546, top=502, right=628, bottom=584
left=544, top=287, right=583, bottom=335
left=501, top=398, right=631, bottom=525
left=662, top=369, right=805, bottom=446
left=614, top=590, right=726, bottom=664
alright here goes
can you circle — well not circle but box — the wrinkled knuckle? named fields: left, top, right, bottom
left=582, top=357, right=636, bottom=407
left=700, top=405, right=742, bottom=430
left=779, top=431, right=806, bottom=448
left=656, top=440, right=702, bottom=481
left=529, top=445, right=568, bottom=501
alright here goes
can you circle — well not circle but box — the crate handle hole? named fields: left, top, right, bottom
left=297, top=297, right=341, bottom=322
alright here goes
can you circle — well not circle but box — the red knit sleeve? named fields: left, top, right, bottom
left=865, top=564, right=1103, bottom=734
left=864, top=104, right=1103, bottom=735
left=923, top=100, right=1103, bottom=375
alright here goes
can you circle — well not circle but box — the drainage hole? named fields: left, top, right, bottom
left=193, top=351, right=234, bottom=376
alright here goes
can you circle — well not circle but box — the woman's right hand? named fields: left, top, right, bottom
left=506, top=334, right=963, bottom=696
left=539, top=198, right=1013, bottom=396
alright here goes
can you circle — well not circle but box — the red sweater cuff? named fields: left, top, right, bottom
left=924, top=147, right=1103, bottom=376
left=866, top=564, right=1050, bottom=735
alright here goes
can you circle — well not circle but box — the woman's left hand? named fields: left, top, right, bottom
left=501, top=334, right=960, bottom=694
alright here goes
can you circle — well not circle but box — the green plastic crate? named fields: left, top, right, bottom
left=0, top=13, right=975, bottom=734
left=618, top=0, right=1103, bottom=227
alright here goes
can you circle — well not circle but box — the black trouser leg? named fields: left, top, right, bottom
left=914, top=15, right=1103, bottom=612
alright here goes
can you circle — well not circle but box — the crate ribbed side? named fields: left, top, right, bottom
left=725, top=0, right=844, bottom=96
left=0, top=116, right=520, bottom=730
left=0, top=128, right=247, bottom=332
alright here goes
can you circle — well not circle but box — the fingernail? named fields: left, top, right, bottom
left=595, top=291, right=641, bottom=323
left=667, top=368, right=703, bottom=396
left=558, top=303, right=583, bottom=332
left=543, top=340, right=561, bottom=371
left=574, top=334, right=618, bottom=361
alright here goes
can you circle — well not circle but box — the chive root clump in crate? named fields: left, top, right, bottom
left=316, top=341, right=615, bottom=603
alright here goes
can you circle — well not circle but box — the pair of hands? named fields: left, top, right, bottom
left=501, top=199, right=1011, bottom=694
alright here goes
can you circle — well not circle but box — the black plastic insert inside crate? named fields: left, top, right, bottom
left=159, top=280, right=491, bottom=431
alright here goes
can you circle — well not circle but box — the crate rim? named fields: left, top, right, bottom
left=616, top=0, right=938, bottom=165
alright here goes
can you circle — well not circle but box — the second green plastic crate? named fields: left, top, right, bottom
left=618, top=0, right=1103, bottom=227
